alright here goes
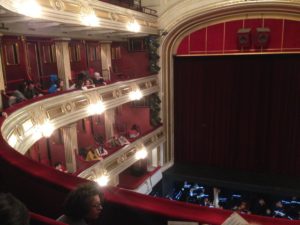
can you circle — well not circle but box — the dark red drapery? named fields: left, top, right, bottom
left=174, top=54, right=300, bottom=176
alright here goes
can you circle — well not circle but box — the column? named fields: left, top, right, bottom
left=54, top=38, right=71, bottom=89
left=0, top=34, right=6, bottom=110
left=62, top=123, right=78, bottom=173
left=104, top=108, right=115, bottom=140
left=100, top=42, right=112, bottom=80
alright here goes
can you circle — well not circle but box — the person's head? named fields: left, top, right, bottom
left=63, top=182, right=103, bottom=221
left=54, top=162, right=63, bottom=170
left=85, top=79, right=93, bottom=86
left=94, top=72, right=101, bottom=80
left=57, top=79, right=64, bottom=88
left=0, top=193, right=30, bottom=225
left=27, top=80, right=35, bottom=89
left=50, top=74, right=58, bottom=84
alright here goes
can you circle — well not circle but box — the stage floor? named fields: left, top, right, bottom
left=162, top=163, right=300, bottom=197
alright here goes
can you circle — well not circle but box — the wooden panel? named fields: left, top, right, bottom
left=2, top=36, right=27, bottom=91
left=26, top=42, right=40, bottom=83
left=86, top=42, right=102, bottom=74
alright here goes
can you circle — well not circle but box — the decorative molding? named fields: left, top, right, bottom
left=1, top=75, right=159, bottom=154
left=49, top=0, right=65, bottom=11
left=0, top=0, right=159, bottom=40
left=77, top=126, right=165, bottom=181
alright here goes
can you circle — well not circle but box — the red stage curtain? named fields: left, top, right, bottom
left=174, top=54, right=300, bottom=176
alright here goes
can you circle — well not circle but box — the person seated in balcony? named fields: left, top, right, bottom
left=8, top=82, right=27, bottom=106
left=1, top=111, right=8, bottom=118
left=82, top=79, right=95, bottom=90
left=118, top=135, right=130, bottom=146
left=85, top=146, right=103, bottom=161
left=107, top=136, right=121, bottom=148
left=96, top=144, right=108, bottom=157
left=0, top=192, right=30, bottom=225
left=54, top=161, right=67, bottom=173
left=23, top=80, right=43, bottom=99
left=78, top=147, right=88, bottom=160
left=57, top=182, right=103, bottom=225
left=93, top=72, right=106, bottom=86
left=128, top=124, right=140, bottom=139
left=48, top=74, right=64, bottom=94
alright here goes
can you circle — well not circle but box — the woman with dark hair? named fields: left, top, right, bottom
left=57, top=182, right=103, bottom=225
left=0, top=193, right=30, bottom=225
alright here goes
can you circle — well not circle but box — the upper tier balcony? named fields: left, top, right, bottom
left=1, top=75, right=164, bottom=187
left=0, top=0, right=159, bottom=41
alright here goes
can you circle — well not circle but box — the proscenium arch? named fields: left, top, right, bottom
left=159, top=1, right=300, bottom=166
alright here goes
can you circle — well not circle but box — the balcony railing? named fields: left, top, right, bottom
left=1, top=75, right=160, bottom=154
left=100, top=0, right=157, bottom=16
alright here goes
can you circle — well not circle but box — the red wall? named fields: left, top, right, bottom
left=116, top=102, right=152, bottom=134
left=177, top=19, right=300, bottom=55
left=111, top=42, right=150, bottom=80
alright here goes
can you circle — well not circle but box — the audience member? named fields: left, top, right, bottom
left=0, top=192, right=30, bottom=225
left=23, top=80, right=43, bottom=99
left=1, top=111, right=8, bottom=118
left=96, top=144, right=108, bottom=157
left=86, top=147, right=103, bottom=161
left=54, top=162, right=67, bottom=173
left=78, top=147, right=88, bottom=160
left=118, top=135, right=130, bottom=146
left=128, top=124, right=140, bottom=138
left=93, top=72, right=106, bottom=86
left=57, top=182, right=103, bottom=225
left=108, top=136, right=120, bottom=148
left=8, top=82, right=27, bottom=106
left=48, top=74, right=64, bottom=93
left=82, top=79, right=95, bottom=90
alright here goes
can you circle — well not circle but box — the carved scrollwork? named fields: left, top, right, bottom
left=64, top=103, right=72, bottom=112
left=109, top=12, right=119, bottom=21
left=49, top=0, right=65, bottom=11
left=117, top=154, right=127, bottom=164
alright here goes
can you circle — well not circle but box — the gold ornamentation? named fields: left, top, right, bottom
left=114, top=90, right=121, bottom=98
left=49, top=0, right=65, bottom=11
left=117, top=154, right=127, bottom=164
left=79, top=2, right=94, bottom=16
left=64, top=103, right=72, bottom=112
left=109, top=12, right=119, bottom=21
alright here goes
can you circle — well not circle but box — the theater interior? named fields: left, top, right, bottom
left=1, top=0, right=300, bottom=225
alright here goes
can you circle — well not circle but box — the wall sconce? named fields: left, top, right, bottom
left=135, top=147, right=148, bottom=160
left=127, top=19, right=141, bottom=32
left=237, top=28, right=251, bottom=49
left=80, top=7, right=99, bottom=27
left=95, top=170, right=109, bottom=187
left=8, top=134, right=18, bottom=148
left=254, top=27, right=270, bottom=48
left=39, top=120, right=55, bottom=138
left=87, top=101, right=105, bottom=115
left=129, top=89, right=142, bottom=101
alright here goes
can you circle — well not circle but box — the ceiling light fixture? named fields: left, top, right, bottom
left=14, top=0, right=42, bottom=18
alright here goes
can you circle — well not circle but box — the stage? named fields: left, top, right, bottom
left=162, top=163, right=300, bottom=197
